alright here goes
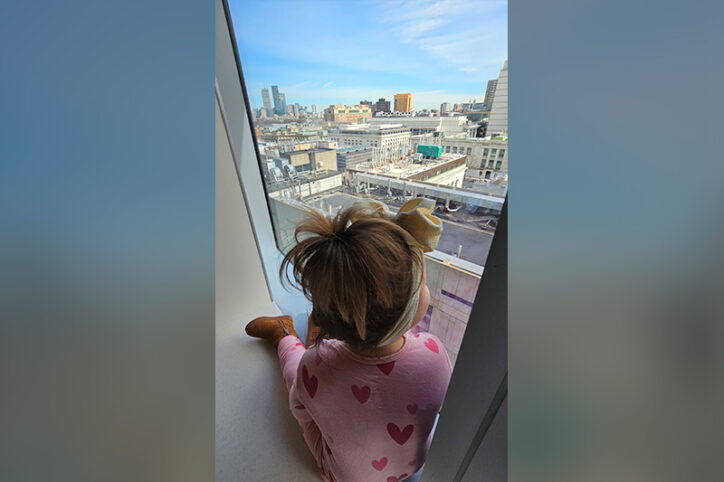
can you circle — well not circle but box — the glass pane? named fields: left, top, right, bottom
left=229, top=0, right=508, bottom=369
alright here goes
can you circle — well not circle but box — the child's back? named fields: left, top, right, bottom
left=284, top=332, right=450, bottom=482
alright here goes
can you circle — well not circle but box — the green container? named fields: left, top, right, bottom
left=416, top=144, right=443, bottom=158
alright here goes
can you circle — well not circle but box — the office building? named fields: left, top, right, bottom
left=336, top=146, right=374, bottom=171
left=323, top=104, right=373, bottom=123
left=437, top=136, right=508, bottom=180
left=483, top=79, right=497, bottom=110
left=368, top=115, right=476, bottom=137
left=487, top=60, right=508, bottom=136
left=286, top=104, right=299, bottom=118
left=328, top=124, right=411, bottom=150
left=373, top=98, right=391, bottom=113
left=279, top=147, right=337, bottom=172
left=440, top=102, right=453, bottom=114
left=311, top=104, right=318, bottom=115
left=261, top=87, right=273, bottom=117
left=394, top=93, right=412, bottom=113
left=460, top=101, right=485, bottom=111
left=271, top=85, right=286, bottom=116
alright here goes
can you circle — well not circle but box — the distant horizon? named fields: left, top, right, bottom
left=252, top=92, right=489, bottom=112
left=228, top=0, right=507, bottom=111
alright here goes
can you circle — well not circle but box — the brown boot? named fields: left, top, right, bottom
left=245, top=315, right=297, bottom=348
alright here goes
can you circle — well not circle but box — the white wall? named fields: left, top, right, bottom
left=216, top=97, right=271, bottom=326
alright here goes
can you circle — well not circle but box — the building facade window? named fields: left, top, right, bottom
left=498, top=149, right=505, bottom=157
left=495, top=161, right=502, bottom=169
left=466, top=147, right=472, bottom=155
left=483, top=148, right=489, bottom=156
left=488, top=160, right=494, bottom=168
left=491, top=148, right=497, bottom=156
left=452, top=146, right=458, bottom=153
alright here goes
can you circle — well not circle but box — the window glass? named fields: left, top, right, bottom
left=229, top=0, right=508, bottom=368
left=499, top=149, right=505, bottom=157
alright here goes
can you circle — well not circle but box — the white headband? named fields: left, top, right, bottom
left=375, top=259, right=423, bottom=347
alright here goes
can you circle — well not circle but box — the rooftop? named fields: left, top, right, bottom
left=353, top=153, right=466, bottom=179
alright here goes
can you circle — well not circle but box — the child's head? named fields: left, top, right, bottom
left=280, top=202, right=428, bottom=349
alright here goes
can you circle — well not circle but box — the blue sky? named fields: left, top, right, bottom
left=228, top=0, right=507, bottom=111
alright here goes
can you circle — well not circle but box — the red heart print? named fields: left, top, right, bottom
left=386, top=474, right=408, bottom=482
left=302, top=365, right=318, bottom=398
left=387, top=423, right=414, bottom=445
left=351, top=384, right=370, bottom=404
left=407, top=404, right=418, bottom=414
left=376, top=361, right=395, bottom=375
left=294, top=404, right=305, bottom=410
left=371, top=457, right=388, bottom=471
left=424, top=338, right=439, bottom=353
left=295, top=342, right=304, bottom=347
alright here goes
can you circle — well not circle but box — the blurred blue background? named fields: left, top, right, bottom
left=0, top=2, right=214, bottom=481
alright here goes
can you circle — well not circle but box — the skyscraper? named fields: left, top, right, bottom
left=487, top=60, right=508, bottom=136
left=483, top=79, right=497, bottom=110
left=311, top=104, right=318, bottom=115
left=271, top=85, right=287, bottom=116
left=261, top=87, right=273, bottom=116
left=394, top=93, right=412, bottom=113
left=279, top=93, right=286, bottom=115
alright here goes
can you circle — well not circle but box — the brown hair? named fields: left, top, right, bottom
left=280, top=203, right=424, bottom=349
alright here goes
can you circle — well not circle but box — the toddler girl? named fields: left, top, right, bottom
left=245, top=198, right=451, bottom=482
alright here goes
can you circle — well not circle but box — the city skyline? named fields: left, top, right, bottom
left=229, top=0, right=507, bottom=110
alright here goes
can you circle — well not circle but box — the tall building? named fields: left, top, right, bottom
left=311, top=104, right=318, bottom=115
left=271, top=85, right=287, bottom=116
left=440, top=102, right=453, bottom=114
left=323, top=104, right=372, bottom=123
left=394, top=93, right=412, bottom=113
left=261, top=87, right=273, bottom=116
left=373, top=98, right=391, bottom=113
left=483, top=79, right=497, bottom=110
left=487, top=60, right=508, bottom=136
left=279, top=93, right=286, bottom=115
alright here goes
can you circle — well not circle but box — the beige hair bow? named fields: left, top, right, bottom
left=356, top=197, right=443, bottom=252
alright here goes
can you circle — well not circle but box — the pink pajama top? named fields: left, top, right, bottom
left=277, top=332, right=452, bottom=482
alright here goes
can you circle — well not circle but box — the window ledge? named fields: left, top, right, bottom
left=216, top=301, right=319, bottom=481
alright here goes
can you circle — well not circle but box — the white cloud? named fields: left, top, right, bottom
left=374, top=0, right=507, bottom=75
